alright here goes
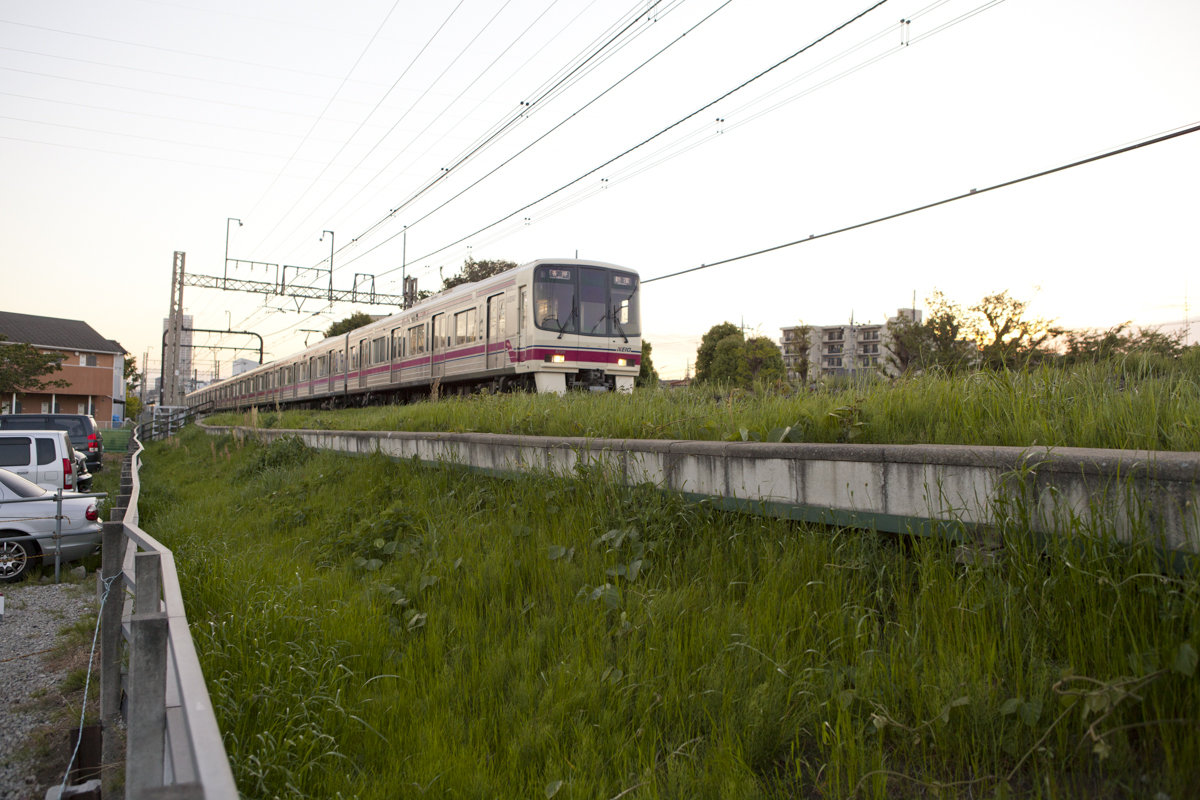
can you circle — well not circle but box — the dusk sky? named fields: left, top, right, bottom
left=3, top=0, right=1197, bottom=380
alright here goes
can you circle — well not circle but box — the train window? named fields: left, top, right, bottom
left=580, top=267, right=607, bottom=336
left=372, top=337, right=387, bottom=364
left=432, top=315, right=447, bottom=350
left=408, top=324, right=425, bottom=354
left=391, top=328, right=403, bottom=359
left=610, top=271, right=641, bottom=336
left=487, top=294, right=506, bottom=339
left=534, top=267, right=575, bottom=334
left=454, top=308, right=476, bottom=345
left=317, top=355, right=327, bottom=378
left=519, top=287, right=526, bottom=333
left=350, top=346, right=358, bottom=371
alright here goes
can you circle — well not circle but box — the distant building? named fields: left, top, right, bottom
left=231, top=358, right=258, bottom=377
left=781, top=308, right=922, bottom=380
left=0, top=310, right=127, bottom=425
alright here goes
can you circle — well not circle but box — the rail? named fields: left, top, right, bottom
left=96, top=426, right=238, bottom=798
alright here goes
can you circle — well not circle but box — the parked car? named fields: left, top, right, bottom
left=0, top=430, right=80, bottom=492
left=0, top=468, right=101, bottom=582
left=0, top=414, right=104, bottom=471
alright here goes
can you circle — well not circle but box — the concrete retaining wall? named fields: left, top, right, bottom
left=199, top=424, right=1200, bottom=555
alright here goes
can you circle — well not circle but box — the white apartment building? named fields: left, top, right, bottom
left=781, top=308, right=922, bottom=380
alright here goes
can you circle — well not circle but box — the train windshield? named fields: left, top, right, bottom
left=533, top=266, right=640, bottom=338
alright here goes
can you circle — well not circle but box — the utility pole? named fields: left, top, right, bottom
left=162, top=252, right=186, bottom=406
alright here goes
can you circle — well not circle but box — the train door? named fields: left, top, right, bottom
left=486, top=294, right=507, bottom=370
left=390, top=327, right=403, bottom=384
left=359, top=337, right=369, bottom=389
left=517, top=285, right=527, bottom=363
left=431, top=313, right=446, bottom=382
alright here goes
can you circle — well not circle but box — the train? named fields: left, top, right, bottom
left=185, top=258, right=642, bottom=413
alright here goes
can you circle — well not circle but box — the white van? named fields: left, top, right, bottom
left=0, top=430, right=78, bottom=492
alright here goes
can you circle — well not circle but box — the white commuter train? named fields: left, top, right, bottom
left=186, top=258, right=642, bottom=412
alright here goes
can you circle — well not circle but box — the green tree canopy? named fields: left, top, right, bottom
left=441, top=257, right=519, bottom=292
left=695, top=322, right=742, bottom=383
left=324, top=312, right=376, bottom=339
left=969, top=290, right=1062, bottom=370
left=885, top=292, right=976, bottom=375
left=1062, top=322, right=1186, bottom=364
left=782, top=323, right=812, bottom=382
left=741, top=336, right=785, bottom=384
left=636, top=340, right=659, bottom=388
left=0, top=334, right=69, bottom=396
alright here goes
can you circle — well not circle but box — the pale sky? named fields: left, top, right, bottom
left=3, top=0, right=1197, bottom=381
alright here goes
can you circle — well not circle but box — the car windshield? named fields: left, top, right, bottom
left=0, top=469, right=47, bottom=498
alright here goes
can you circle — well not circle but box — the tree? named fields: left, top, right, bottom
left=708, top=334, right=746, bottom=384
left=636, top=340, right=659, bottom=388
left=885, top=292, right=975, bottom=375
left=0, top=334, right=69, bottom=397
left=741, top=336, right=785, bottom=384
left=124, top=355, right=142, bottom=396
left=782, top=324, right=812, bottom=382
left=324, top=312, right=375, bottom=339
left=441, top=257, right=519, bottom=292
left=695, top=322, right=742, bottom=383
left=125, top=394, right=144, bottom=421
left=968, top=290, right=1061, bottom=370
left=1062, top=322, right=1186, bottom=363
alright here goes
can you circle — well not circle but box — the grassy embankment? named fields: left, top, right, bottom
left=206, top=363, right=1200, bottom=451
left=138, top=427, right=1199, bottom=798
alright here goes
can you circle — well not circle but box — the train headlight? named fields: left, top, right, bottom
left=617, top=358, right=627, bottom=367
left=548, top=354, right=565, bottom=363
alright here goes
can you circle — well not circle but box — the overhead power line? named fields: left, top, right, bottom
left=278, top=0, right=688, bottom=267
left=0, top=18, right=387, bottom=83
left=240, top=0, right=402, bottom=224
left=643, top=121, right=1200, bottom=284
left=329, top=0, right=731, bottom=271
left=361, top=0, right=892, bottom=279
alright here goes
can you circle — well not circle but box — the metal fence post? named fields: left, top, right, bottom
left=99, top=521, right=126, bottom=786
left=127, top=610, right=169, bottom=793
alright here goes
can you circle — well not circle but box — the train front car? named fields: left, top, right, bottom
left=525, top=259, right=641, bottom=393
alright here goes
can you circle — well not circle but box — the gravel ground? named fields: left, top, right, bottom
left=0, top=577, right=96, bottom=800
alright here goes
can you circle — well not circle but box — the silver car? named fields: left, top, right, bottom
left=0, top=468, right=102, bottom=582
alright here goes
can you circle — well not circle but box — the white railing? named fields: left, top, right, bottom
left=98, top=428, right=238, bottom=798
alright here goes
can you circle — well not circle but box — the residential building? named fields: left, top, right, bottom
left=0, top=310, right=127, bottom=425
left=781, top=308, right=922, bottom=380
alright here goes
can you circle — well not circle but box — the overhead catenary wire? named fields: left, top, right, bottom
left=240, top=0, right=403, bottom=225
left=323, top=0, right=730, bottom=271
left=357, top=0, right=893, bottom=280
left=286, top=0, right=694, bottom=267
left=643, top=121, right=1200, bottom=284
left=242, top=0, right=898, bottom=348
left=0, top=18, right=393, bottom=83
left=228, top=0, right=1003, bottom=351
left=243, top=0, right=470, bottom=259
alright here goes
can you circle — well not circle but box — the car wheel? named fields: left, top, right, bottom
left=0, top=537, right=37, bottom=583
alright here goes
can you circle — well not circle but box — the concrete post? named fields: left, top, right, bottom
left=135, top=551, right=161, bottom=615
left=99, top=521, right=126, bottom=789
left=127, top=611, right=169, bottom=793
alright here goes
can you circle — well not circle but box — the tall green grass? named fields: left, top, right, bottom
left=141, top=429, right=1199, bottom=798
left=208, top=363, right=1200, bottom=451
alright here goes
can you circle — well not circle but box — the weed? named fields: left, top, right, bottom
left=138, top=427, right=1200, bottom=798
